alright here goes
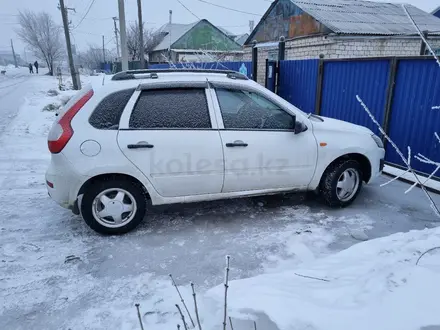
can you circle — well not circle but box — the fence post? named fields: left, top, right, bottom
left=314, top=58, right=325, bottom=115
left=265, top=59, right=269, bottom=88
left=382, top=57, right=398, bottom=146
left=276, top=36, right=285, bottom=95
left=252, top=40, right=258, bottom=82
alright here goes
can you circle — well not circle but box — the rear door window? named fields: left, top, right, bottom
left=89, top=88, right=135, bottom=129
left=129, top=88, right=211, bottom=129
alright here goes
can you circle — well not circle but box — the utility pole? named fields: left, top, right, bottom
left=112, top=17, right=120, bottom=59
left=10, top=39, right=18, bottom=68
left=102, top=35, right=106, bottom=62
left=118, top=0, right=128, bottom=71
left=59, top=0, right=79, bottom=90
left=137, top=0, right=145, bottom=68
left=249, top=20, right=255, bottom=34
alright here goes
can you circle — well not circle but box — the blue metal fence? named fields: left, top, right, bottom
left=148, top=63, right=170, bottom=69
left=319, top=60, right=391, bottom=135
left=277, top=57, right=440, bottom=177
left=148, top=61, right=252, bottom=78
left=278, top=59, right=318, bottom=114
left=386, top=59, right=440, bottom=174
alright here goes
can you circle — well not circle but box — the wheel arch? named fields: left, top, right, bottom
left=323, top=153, right=372, bottom=183
left=77, top=173, right=151, bottom=199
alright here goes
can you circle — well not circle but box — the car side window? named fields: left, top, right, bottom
left=129, top=88, right=211, bottom=129
left=216, top=88, right=295, bottom=130
left=89, top=88, right=135, bottom=130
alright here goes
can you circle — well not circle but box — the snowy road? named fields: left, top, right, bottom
left=1, top=75, right=440, bottom=330
left=0, top=67, right=45, bottom=135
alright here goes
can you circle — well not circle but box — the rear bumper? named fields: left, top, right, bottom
left=45, top=153, right=86, bottom=210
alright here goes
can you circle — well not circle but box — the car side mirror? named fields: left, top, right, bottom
left=294, top=121, right=308, bottom=134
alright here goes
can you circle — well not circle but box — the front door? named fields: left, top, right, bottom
left=212, top=87, right=317, bottom=193
left=117, top=87, right=224, bottom=197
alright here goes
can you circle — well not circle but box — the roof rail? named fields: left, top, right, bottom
left=111, top=68, right=248, bottom=81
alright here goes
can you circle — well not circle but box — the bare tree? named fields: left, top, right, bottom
left=16, top=10, right=63, bottom=75
left=77, top=46, right=102, bottom=70
left=126, top=22, right=162, bottom=61
left=77, top=45, right=117, bottom=72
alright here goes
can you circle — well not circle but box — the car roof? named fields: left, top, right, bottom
left=111, top=69, right=247, bottom=81
left=97, top=71, right=258, bottom=95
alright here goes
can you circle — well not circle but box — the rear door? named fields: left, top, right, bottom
left=117, top=85, right=224, bottom=198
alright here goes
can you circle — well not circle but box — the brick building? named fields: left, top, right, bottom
left=244, top=0, right=440, bottom=84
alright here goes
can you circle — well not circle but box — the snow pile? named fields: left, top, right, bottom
left=0, top=64, right=19, bottom=71
left=0, top=65, right=28, bottom=76
left=206, top=227, right=440, bottom=330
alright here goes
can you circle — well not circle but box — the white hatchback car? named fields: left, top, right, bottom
left=46, top=69, right=385, bottom=234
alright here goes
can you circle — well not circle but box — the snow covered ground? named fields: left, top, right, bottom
left=208, top=227, right=440, bottom=330
left=1, top=74, right=440, bottom=330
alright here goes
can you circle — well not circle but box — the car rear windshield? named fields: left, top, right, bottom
left=89, top=88, right=135, bottom=129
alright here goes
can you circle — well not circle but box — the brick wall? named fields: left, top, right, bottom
left=247, top=35, right=440, bottom=85
left=243, top=48, right=252, bottom=61
left=285, top=36, right=440, bottom=59
left=248, top=36, right=440, bottom=85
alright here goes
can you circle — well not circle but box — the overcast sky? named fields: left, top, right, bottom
left=0, top=0, right=438, bottom=59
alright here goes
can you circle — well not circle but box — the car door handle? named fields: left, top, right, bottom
left=127, top=142, right=154, bottom=149
left=226, top=141, right=248, bottom=147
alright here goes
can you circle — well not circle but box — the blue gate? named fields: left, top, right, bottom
left=386, top=59, right=440, bottom=175
left=277, top=59, right=319, bottom=114
left=276, top=57, right=440, bottom=177
left=319, top=59, right=391, bottom=135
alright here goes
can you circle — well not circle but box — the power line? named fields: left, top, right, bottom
left=83, top=17, right=114, bottom=21
left=74, top=29, right=103, bottom=36
left=176, top=0, right=200, bottom=20
left=105, top=36, right=115, bottom=46
left=73, top=0, right=96, bottom=29
left=194, top=0, right=262, bottom=16
left=126, top=19, right=157, bottom=24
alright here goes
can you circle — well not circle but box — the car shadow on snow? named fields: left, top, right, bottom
left=140, top=191, right=317, bottom=229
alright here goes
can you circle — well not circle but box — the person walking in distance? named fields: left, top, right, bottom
left=34, top=61, right=39, bottom=74
left=28, top=63, right=33, bottom=74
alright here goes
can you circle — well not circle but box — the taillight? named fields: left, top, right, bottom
left=48, top=89, right=94, bottom=154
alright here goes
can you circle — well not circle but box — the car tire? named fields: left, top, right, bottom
left=319, top=159, right=363, bottom=207
left=81, top=178, right=147, bottom=235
